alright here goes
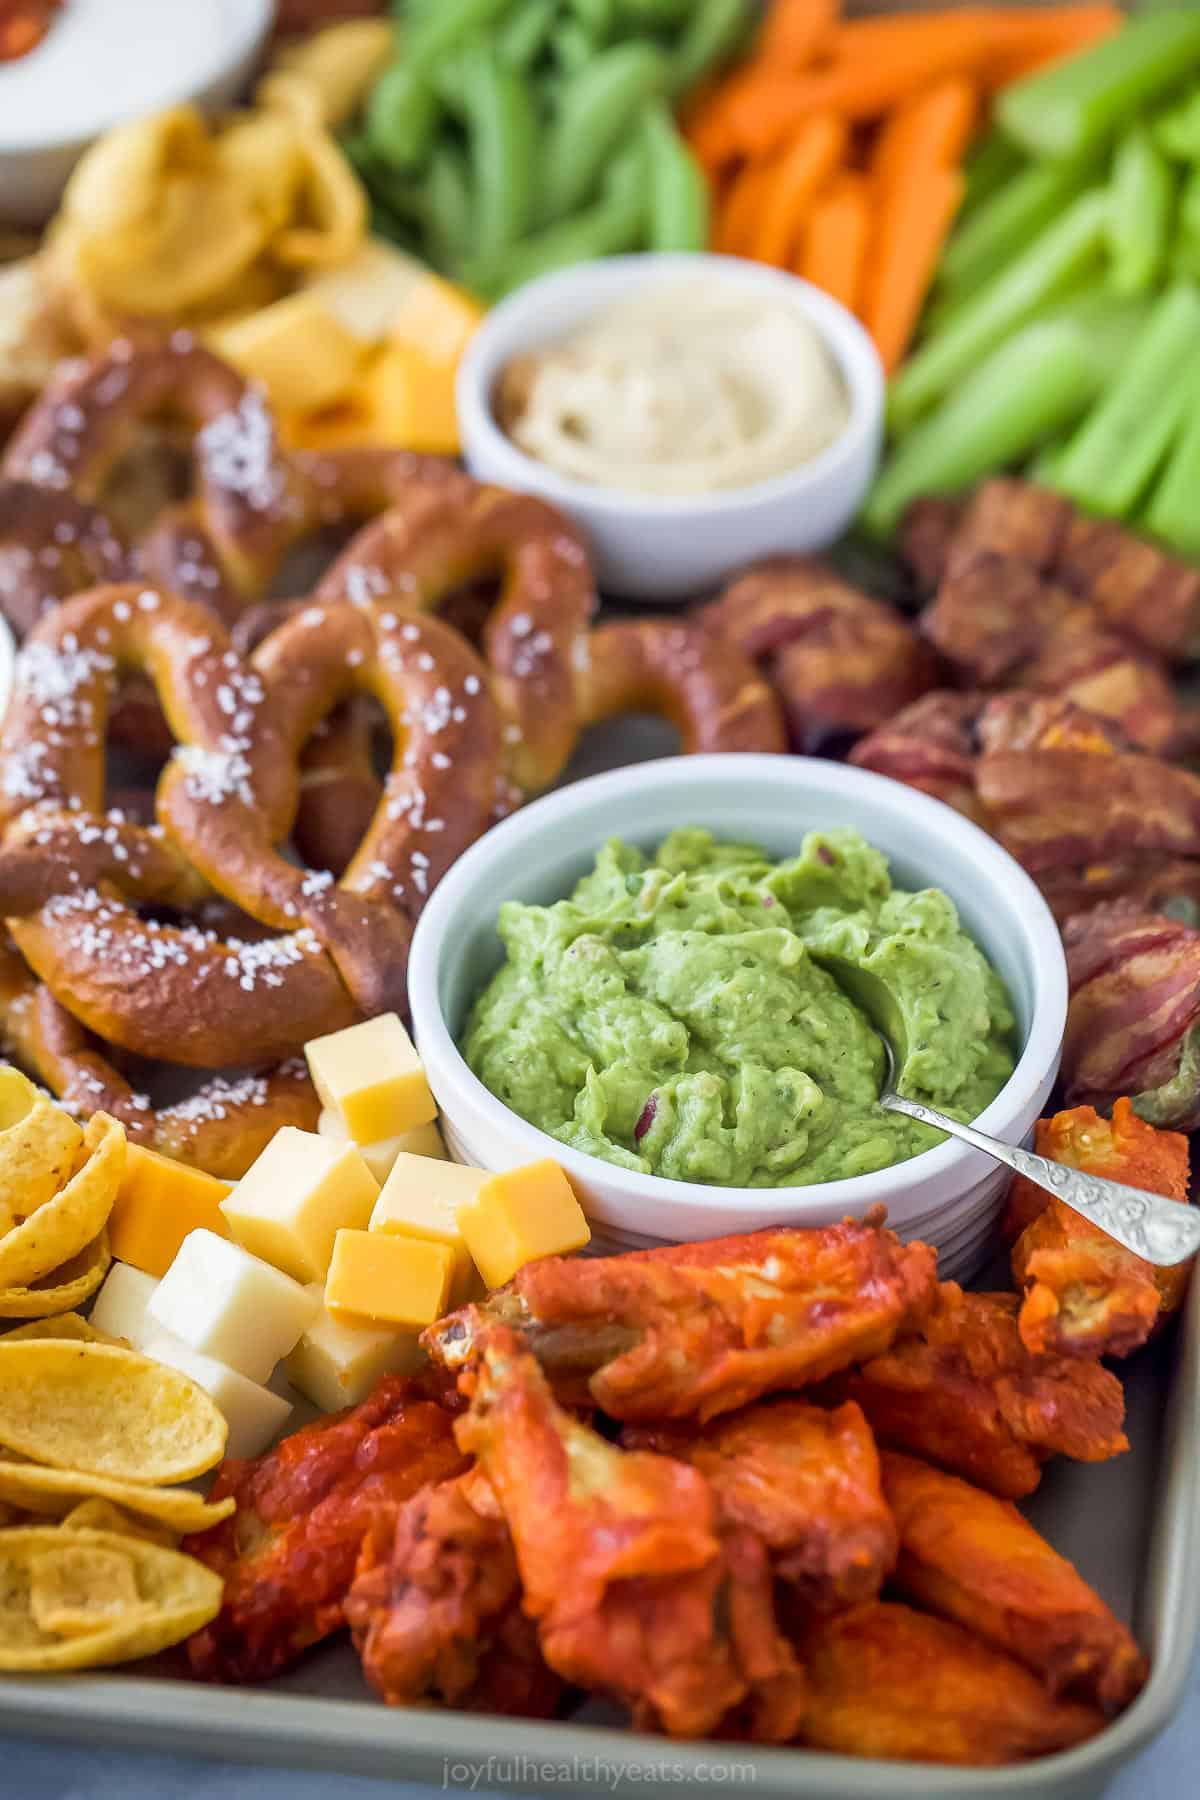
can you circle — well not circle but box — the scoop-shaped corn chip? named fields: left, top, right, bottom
left=0, top=1460, right=233, bottom=1533
left=60, top=1499, right=177, bottom=1549
left=0, top=1069, right=83, bottom=1221
left=0, top=1231, right=111, bottom=1319
left=0, top=1314, right=115, bottom=1345
left=0, top=1114, right=123, bottom=1289
left=0, top=1341, right=227, bottom=1483
left=0, top=1527, right=222, bottom=1669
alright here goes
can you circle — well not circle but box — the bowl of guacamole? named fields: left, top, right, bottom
left=407, top=754, right=1067, bottom=1270
left=462, top=827, right=1016, bottom=1190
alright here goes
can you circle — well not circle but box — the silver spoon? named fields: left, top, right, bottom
left=878, top=1038, right=1200, bottom=1269
left=814, top=952, right=1200, bottom=1268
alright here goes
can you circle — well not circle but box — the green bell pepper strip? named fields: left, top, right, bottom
left=498, top=0, right=558, bottom=70
left=406, top=0, right=514, bottom=72
left=887, top=189, right=1109, bottom=434
left=454, top=48, right=538, bottom=273
left=997, top=9, right=1200, bottom=159
left=959, top=133, right=1027, bottom=220
left=666, top=0, right=752, bottom=99
left=1108, top=123, right=1176, bottom=295
left=365, top=62, right=439, bottom=170
left=1142, top=343, right=1200, bottom=555
left=865, top=297, right=1146, bottom=539
left=1154, top=89, right=1200, bottom=163
left=485, top=141, right=648, bottom=297
left=643, top=102, right=708, bottom=252
left=937, top=146, right=1102, bottom=303
left=1055, top=282, right=1200, bottom=518
left=541, top=42, right=665, bottom=222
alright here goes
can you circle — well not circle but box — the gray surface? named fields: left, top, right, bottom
left=3, top=1665, right=1197, bottom=1800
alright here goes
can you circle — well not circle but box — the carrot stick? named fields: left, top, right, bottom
left=800, top=171, right=871, bottom=313
left=825, top=7, right=1117, bottom=65
left=985, top=8, right=1123, bottom=86
left=748, top=113, right=847, bottom=268
left=757, top=0, right=840, bottom=68
left=714, top=157, right=778, bottom=256
left=865, top=163, right=967, bottom=373
left=871, top=76, right=978, bottom=199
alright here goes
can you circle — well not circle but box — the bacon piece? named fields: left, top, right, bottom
left=947, top=479, right=1073, bottom=574
left=702, top=558, right=935, bottom=753
left=849, top=689, right=986, bottom=822
left=1061, top=903, right=1200, bottom=1130
left=898, top=496, right=964, bottom=594
left=1056, top=514, right=1200, bottom=661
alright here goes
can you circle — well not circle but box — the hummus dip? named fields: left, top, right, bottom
left=464, top=828, right=1015, bottom=1187
left=495, top=282, right=851, bottom=497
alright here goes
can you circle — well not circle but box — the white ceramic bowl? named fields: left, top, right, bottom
left=0, top=0, right=274, bottom=225
left=409, top=756, right=1067, bottom=1280
left=456, top=253, right=885, bottom=601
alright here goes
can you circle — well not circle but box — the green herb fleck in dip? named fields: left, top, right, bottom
left=463, top=828, right=1016, bottom=1187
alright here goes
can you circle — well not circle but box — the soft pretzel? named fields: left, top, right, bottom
left=316, top=481, right=596, bottom=792
left=0, top=583, right=503, bottom=1066
left=0, top=481, right=128, bottom=636
left=703, top=558, right=935, bottom=754
left=0, top=940, right=317, bottom=1178
left=579, top=618, right=786, bottom=755
left=4, top=337, right=458, bottom=611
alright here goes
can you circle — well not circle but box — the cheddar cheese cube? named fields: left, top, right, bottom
left=369, top=1153, right=485, bottom=1306
left=147, top=1230, right=319, bottom=1384
left=457, top=1160, right=591, bottom=1291
left=220, top=1127, right=378, bottom=1284
left=140, top=1327, right=293, bottom=1460
left=89, top=1261, right=159, bottom=1346
left=108, top=1144, right=231, bottom=1279
left=305, top=1013, right=436, bottom=1145
left=210, top=293, right=366, bottom=416
left=285, top=1284, right=422, bottom=1412
left=318, top=1107, right=447, bottom=1184
left=324, top=1228, right=454, bottom=1330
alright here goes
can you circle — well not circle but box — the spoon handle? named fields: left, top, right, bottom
left=880, top=1092, right=1200, bottom=1269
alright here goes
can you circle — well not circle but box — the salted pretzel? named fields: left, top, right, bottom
left=0, top=583, right=503, bottom=1067
left=4, top=336, right=460, bottom=613
left=316, top=480, right=596, bottom=792
left=0, top=480, right=128, bottom=636
left=579, top=618, right=786, bottom=754
left=0, top=939, right=317, bottom=1178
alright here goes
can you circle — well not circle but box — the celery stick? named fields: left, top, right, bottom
left=888, top=191, right=1109, bottom=433
left=1154, top=89, right=1200, bottom=162
left=939, top=146, right=1101, bottom=299
left=1144, top=343, right=1200, bottom=554
left=1027, top=436, right=1071, bottom=487
left=1055, top=282, right=1200, bottom=517
left=960, top=133, right=1027, bottom=219
left=998, top=10, right=1200, bottom=158
left=866, top=299, right=1143, bottom=539
left=1108, top=124, right=1176, bottom=294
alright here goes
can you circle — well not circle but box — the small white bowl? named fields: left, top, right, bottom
left=457, top=253, right=885, bottom=601
left=409, top=756, right=1067, bottom=1278
left=0, top=0, right=274, bottom=225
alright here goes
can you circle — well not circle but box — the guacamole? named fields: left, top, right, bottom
left=463, top=829, right=1016, bottom=1187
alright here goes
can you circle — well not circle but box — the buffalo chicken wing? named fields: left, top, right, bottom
left=824, top=1286, right=1128, bottom=1499
left=1006, top=1099, right=1193, bottom=1359
left=184, top=1377, right=466, bottom=1683
left=625, top=1398, right=896, bottom=1613
left=455, top=1326, right=807, bottom=1741
left=424, top=1217, right=937, bottom=1425
left=795, top=1601, right=1105, bottom=1766
left=881, top=1451, right=1147, bottom=1713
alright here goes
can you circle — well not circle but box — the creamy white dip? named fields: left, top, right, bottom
left=500, top=281, right=851, bottom=497
left=0, top=0, right=233, bottom=148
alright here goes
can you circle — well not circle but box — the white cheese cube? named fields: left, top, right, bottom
left=284, top=1284, right=422, bottom=1413
left=140, top=1327, right=293, bottom=1461
left=146, top=1230, right=319, bottom=1384
left=89, top=1262, right=160, bottom=1346
left=220, top=1127, right=378, bottom=1284
left=317, top=1108, right=447, bottom=1183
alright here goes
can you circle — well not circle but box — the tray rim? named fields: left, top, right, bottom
left=0, top=1271, right=1196, bottom=1800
